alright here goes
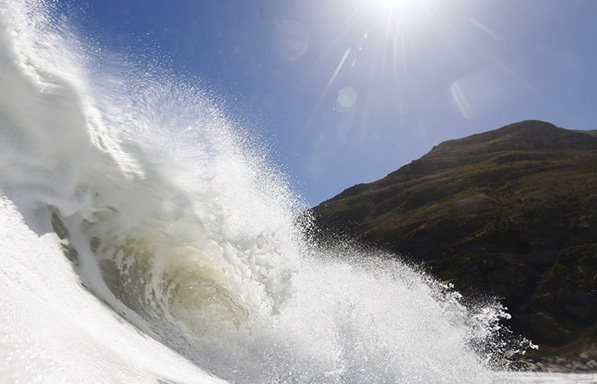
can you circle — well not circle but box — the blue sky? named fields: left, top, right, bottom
left=70, top=0, right=597, bottom=206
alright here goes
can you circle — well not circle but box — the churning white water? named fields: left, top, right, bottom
left=1, top=0, right=595, bottom=383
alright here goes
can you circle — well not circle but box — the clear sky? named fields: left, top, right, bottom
left=68, top=0, right=597, bottom=206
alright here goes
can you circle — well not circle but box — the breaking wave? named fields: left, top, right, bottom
left=0, top=1, right=538, bottom=382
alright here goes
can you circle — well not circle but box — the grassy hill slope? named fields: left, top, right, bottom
left=311, top=120, right=597, bottom=363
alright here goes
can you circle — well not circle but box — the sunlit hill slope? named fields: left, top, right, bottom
left=311, top=120, right=597, bottom=363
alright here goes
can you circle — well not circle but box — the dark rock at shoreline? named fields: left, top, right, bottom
left=310, top=121, right=597, bottom=368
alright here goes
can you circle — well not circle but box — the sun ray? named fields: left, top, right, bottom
left=315, top=47, right=353, bottom=110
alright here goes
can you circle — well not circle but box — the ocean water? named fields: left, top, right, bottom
left=0, top=1, right=595, bottom=383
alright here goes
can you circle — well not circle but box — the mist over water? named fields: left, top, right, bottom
left=0, top=1, right=556, bottom=383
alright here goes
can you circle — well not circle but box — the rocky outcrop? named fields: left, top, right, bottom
left=310, top=121, right=597, bottom=366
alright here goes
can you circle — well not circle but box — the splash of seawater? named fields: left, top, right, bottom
left=0, top=1, right=533, bottom=382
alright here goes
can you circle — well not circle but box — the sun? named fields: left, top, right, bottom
left=378, top=0, right=414, bottom=9
left=315, top=0, right=438, bottom=112
left=373, top=0, right=420, bottom=16
left=361, top=0, right=429, bottom=26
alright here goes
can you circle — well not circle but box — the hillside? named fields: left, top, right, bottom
left=311, top=120, right=597, bottom=368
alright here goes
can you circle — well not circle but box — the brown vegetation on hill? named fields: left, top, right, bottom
left=311, top=121, right=597, bottom=367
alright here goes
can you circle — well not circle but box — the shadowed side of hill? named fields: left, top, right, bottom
left=310, top=120, right=597, bottom=364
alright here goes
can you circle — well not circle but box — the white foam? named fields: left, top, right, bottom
left=0, top=196, right=225, bottom=383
